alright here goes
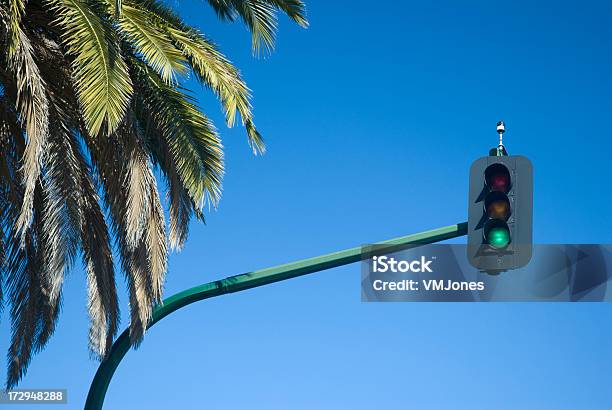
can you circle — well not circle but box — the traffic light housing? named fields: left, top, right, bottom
left=467, top=155, right=533, bottom=271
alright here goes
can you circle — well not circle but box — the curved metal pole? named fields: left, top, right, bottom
left=85, top=222, right=467, bottom=409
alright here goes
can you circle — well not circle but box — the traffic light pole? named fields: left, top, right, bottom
left=85, top=222, right=467, bottom=409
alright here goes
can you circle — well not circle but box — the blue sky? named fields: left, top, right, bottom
left=2, top=0, right=612, bottom=408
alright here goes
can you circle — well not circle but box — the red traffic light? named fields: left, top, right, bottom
left=485, top=163, right=511, bottom=193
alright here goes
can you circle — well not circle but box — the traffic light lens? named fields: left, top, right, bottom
left=490, top=174, right=509, bottom=191
left=485, top=163, right=511, bottom=193
left=483, top=218, right=511, bottom=249
left=484, top=191, right=511, bottom=220
left=487, top=200, right=510, bottom=219
left=486, top=226, right=510, bottom=249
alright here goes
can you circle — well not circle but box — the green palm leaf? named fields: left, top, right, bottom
left=49, top=0, right=133, bottom=136
left=5, top=0, right=26, bottom=58
left=132, top=60, right=224, bottom=210
left=206, top=0, right=308, bottom=54
left=124, top=0, right=265, bottom=152
left=117, top=4, right=187, bottom=83
left=170, top=28, right=266, bottom=152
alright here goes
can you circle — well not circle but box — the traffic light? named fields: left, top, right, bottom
left=467, top=155, right=533, bottom=271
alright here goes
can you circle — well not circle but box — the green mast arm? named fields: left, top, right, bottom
left=85, top=222, right=467, bottom=409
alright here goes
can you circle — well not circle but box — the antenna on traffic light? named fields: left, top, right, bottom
left=491, top=120, right=508, bottom=156
left=496, top=120, right=505, bottom=152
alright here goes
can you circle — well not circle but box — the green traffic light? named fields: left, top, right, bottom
left=487, top=226, right=510, bottom=248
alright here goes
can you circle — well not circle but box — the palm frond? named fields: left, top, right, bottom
left=75, top=139, right=120, bottom=358
left=123, top=136, right=152, bottom=248
left=0, top=97, right=24, bottom=313
left=122, top=115, right=168, bottom=302
left=205, top=0, right=309, bottom=54
left=33, top=186, right=66, bottom=352
left=82, top=112, right=167, bottom=344
left=169, top=28, right=266, bottom=153
left=204, top=0, right=307, bottom=54
left=80, top=171, right=119, bottom=358
left=166, top=170, right=193, bottom=251
left=35, top=99, right=80, bottom=351
left=2, top=87, right=68, bottom=386
left=137, top=94, right=197, bottom=251
left=5, top=187, right=47, bottom=389
left=143, top=172, right=167, bottom=300
left=5, top=0, right=26, bottom=58
left=264, top=0, right=308, bottom=27
left=83, top=126, right=152, bottom=344
left=39, top=128, right=79, bottom=309
left=234, top=0, right=278, bottom=55
left=6, top=25, right=50, bottom=244
left=117, top=4, right=187, bottom=84
left=5, top=234, right=43, bottom=389
left=49, top=0, right=133, bottom=136
left=35, top=33, right=121, bottom=358
left=123, top=0, right=265, bottom=153
left=131, top=60, right=224, bottom=211
left=129, top=116, right=167, bottom=300
left=124, top=239, right=152, bottom=344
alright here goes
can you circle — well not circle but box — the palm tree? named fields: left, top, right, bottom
left=0, top=0, right=307, bottom=388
